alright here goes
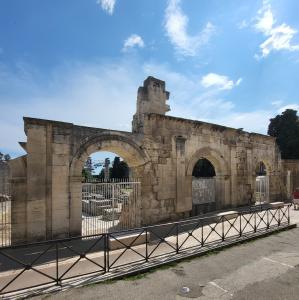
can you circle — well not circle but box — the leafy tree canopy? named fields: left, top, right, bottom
left=268, top=109, right=299, bottom=159
left=83, top=156, right=129, bottom=181
left=110, top=157, right=129, bottom=179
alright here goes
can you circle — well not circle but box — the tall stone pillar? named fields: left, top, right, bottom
left=175, top=136, right=191, bottom=212
left=10, top=156, right=27, bottom=244
left=25, top=122, right=48, bottom=241
left=69, top=176, right=82, bottom=236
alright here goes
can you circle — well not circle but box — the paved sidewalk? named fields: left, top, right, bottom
left=31, top=208, right=299, bottom=300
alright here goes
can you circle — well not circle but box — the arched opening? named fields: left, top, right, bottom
left=69, top=133, right=149, bottom=237
left=81, top=151, right=140, bottom=235
left=191, top=158, right=216, bottom=216
left=82, top=152, right=131, bottom=182
left=255, top=161, right=269, bottom=204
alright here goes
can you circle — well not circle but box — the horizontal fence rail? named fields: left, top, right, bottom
left=0, top=204, right=291, bottom=296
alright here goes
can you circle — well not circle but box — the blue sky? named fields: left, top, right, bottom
left=1, top=0, right=299, bottom=159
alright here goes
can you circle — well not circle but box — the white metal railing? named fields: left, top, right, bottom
left=82, top=178, right=140, bottom=235
left=255, top=175, right=269, bottom=204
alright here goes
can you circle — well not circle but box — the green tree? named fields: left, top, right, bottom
left=99, top=168, right=105, bottom=179
left=81, top=169, right=89, bottom=180
left=110, top=157, right=129, bottom=179
left=268, top=109, right=299, bottom=159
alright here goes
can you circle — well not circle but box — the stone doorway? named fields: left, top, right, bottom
left=69, top=133, right=148, bottom=237
left=255, top=162, right=269, bottom=204
left=191, top=158, right=216, bottom=216
left=81, top=151, right=141, bottom=235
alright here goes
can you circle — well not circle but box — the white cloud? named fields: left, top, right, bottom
left=0, top=60, right=295, bottom=157
left=271, top=100, right=283, bottom=107
left=96, top=0, right=116, bottom=15
left=238, top=20, right=249, bottom=30
left=255, top=3, right=274, bottom=35
left=254, top=0, right=299, bottom=58
left=278, top=104, right=299, bottom=113
left=236, top=78, right=243, bottom=86
left=164, top=0, right=215, bottom=56
left=0, top=60, right=141, bottom=156
left=122, top=34, right=145, bottom=52
left=201, top=73, right=242, bottom=90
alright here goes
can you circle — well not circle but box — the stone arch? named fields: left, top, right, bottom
left=187, top=147, right=229, bottom=177
left=69, top=132, right=150, bottom=236
left=253, top=159, right=272, bottom=176
left=70, top=132, right=149, bottom=176
left=186, top=147, right=230, bottom=212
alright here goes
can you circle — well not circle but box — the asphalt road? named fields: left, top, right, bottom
left=32, top=223, right=299, bottom=300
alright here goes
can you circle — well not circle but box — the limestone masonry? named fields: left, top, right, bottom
left=9, top=76, right=298, bottom=243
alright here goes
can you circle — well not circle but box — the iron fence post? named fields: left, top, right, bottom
left=55, top=243, right=59, bottom=286
left=288, top=205, right=290, bottom=225
left=254, top=212, right=257, bottom=233
left=239, top=213, right=242, bottom=237
left=104, top=233, right=107, bottom=273
left=145, top=228, right=149, bottom=262
left=278, top=208, right=281, bottom=227
left=112, top=185, right=115, bottom=228
left=222, top=217, right=224, bottom=242
left=201, top=221, right=204, bottom=246
left=176, top=223, right=179, bottom=254
left=267, top=209, right=269, bottom=229
left=106, top=233, right=110, bottom=272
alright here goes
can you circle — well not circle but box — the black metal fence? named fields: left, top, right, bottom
left=0, top=204, right=291, bottom=296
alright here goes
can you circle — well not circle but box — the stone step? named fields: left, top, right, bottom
left=109, top=231, right=148, bottom=250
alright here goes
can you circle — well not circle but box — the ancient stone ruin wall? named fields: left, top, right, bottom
left=8, top=76, right=285, bottom=244
left=137, top=113, right=283, bottom=224
left=9, top=117, right=153, bottom=243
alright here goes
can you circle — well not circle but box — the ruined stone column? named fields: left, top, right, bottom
left=175, top=136, right=191, bottom=213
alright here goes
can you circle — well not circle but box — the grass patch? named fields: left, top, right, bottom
left=204, top=249, right=220, bottom=256
left=123, top=261, right=179, bottom=281
left=123, top=273, right=148, bottom=281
